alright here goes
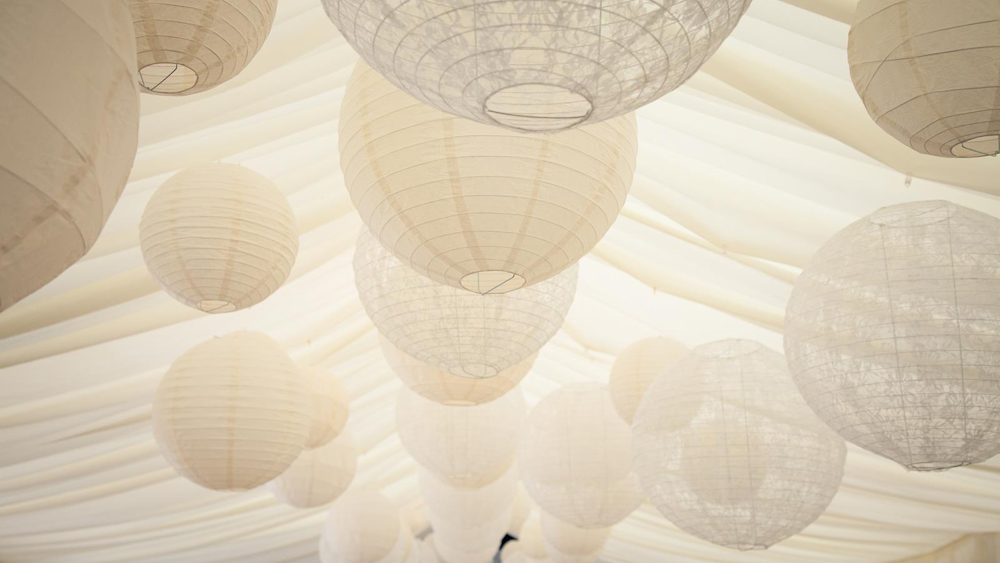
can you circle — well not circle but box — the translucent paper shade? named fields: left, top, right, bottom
left=266, top=432, right=357, bottom=508
left=420, top=466, right=517, bottom=527
left=632, top=340, right=847, bottom=551
left=849, top=0, right=1000, bottom=157
left=324, top=1, right=752, bottom=132
left=305, top=368, right=349, bottom=449
left=540, top=512, right=610, bottom=556
left=0, top=0, right=139, bottom=311
left=323, top=490, right=402, bottom=563
left=433, top=536, right=497, bottom=563
left=431, top=506, right=512, bottom=551
left=517, top=515, right=548, bottom=559
left=609, top=337, right=689, bottom=424
left=508, top=487, right=534, bottom=535
left=341, top=62, right=635, bottom=295
left=152, top=331, right=311, bottom=491
left=785, top=201, right=1000, bottom=470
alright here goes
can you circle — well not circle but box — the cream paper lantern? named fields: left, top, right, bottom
left=420, top=466, right=518, bottom=527
left=323, top=490, right=402, bottom=563
left=266, top=432, right=357, bottom=508
left=432, top=536, right=497, bottom=563
left=342, top=62, right=634, bottom=296
left=632, top=339, right=847, bottom=551
left=0, top=0, right=139, bottom=312
left=508, top=486, right=534, bottom=536
left=609, top=337, right=689, bottom=424
left=500, top=541, right=527, bottom=563
left=140, top=163, right=298, bottom=314
left=519, top=384, right=642, bottom=529
left=325, top=1, right=751, bottom=132
left=785, top=201, right=1000, bottom=471
left=540, top=513, right=609, bottom=557
left=128, top=0, right=278, bottom=95
left=517, top=515, right=548, bottom=560
left=431, top=506, right=513, bottom=552
left=543, top=547, right=601, bottom=563
left=356, top=231, right=576, bottom=379
left=848, top=0, right=1000, bottom=157
left=305, top=367, right=350, bottom=449
left=152, top=331, right=311, bottom=490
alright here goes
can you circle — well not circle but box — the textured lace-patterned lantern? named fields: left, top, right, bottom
left=266, top=432, right=357, bottom=508
left=609, top=337, right=689, bottom=424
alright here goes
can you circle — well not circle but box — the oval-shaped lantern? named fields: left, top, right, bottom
left=342, top=62, right=634, bottom=295
left=152, top=331, right=311, bottom=490
left=632, top=339, right=847, bottom=551
left=266, top=432, right=357, bottom=508
left=540, top=512, right=610, bottom=557
left=0, top=0, right=139, bottom=312
left=325, top=2, right=751, bottom=132
left=305, top=367, right=350, bottom=449
left=785, top=200, right=1000, bottom=470
left=420, top=466, right=518, bottom=528
left=127, top=0, right=278, bottom=95
left=356, top=231, right=576, bottom=378
left=519, top=384, right=642, bottom=529
left=140, top=163, right=298, bottom=314
left=849, top=0, right=1000, bottom=157
left=609, top=337, right=689, bottom=424
left=323, top=490, right=402, bottom=563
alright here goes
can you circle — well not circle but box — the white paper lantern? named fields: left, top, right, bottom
left=128, top=0, right=278, bottom=95
left=433, top=536, right=497, bottom=563
left=542, top=545, right=602, bottom=563
left=305, top=367, right=350, bottom=449
left=0, top=0, right=139, bottom=312
left=500, top=541, right=527, bottom=563
left=519, top=384, right=642, bottom=529
left=140, top=163, right=298, bottom=314
left=508, top=486, right=534, bottom=536
left=609, top=337, right=689, bottom=424
left=420, top=466, right=518, bottom=527
left=325, top=1, right=751, bottom=132
left=356, top=230, right=577, bottom=379
left=323, top=490, right=402, bottom=563
left=632, top=339, right=847, bottom=550
left=432, top=506, right=512, bottom=552
left=540, top=512, right=609, bottom=557
left=266, top=432, right=357, bottom=508
left=517, top=515, right=547, bottom=560
left=849, top=0, right=1000, bottom=157
left=152, top=331, right=311, bottom=490
left=785, top=200, right=1000, bottom=471
left=342, top=62, right=633, bottom=296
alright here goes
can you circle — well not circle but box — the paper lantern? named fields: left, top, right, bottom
left=416, top=535, right=443, bottom=563
left=420, top=466, right=517, bottom=527
left=543, top=546, right=602, bottom=563
left=266, top=432, right=357, bottom=508
left=785, top=200, right=1000, bottom=471
left=540, top=512, right=609, bottom=557
left=323, top=490, right=402, bottom=563
left=517, top=515, right=547, bottom=560
left=848, top=0, right=1000, bottom=157
left=431, top=506, right=512, bottom=552
left=325, top=1, right=751, bottom=132
left=609, top=337, right=689, bottom=424
left=305, top=367, right=350, bottom=449
left=397, top=386, right=526, bottom=487
left=432, top=536, right=497, bottom=563
left=140, top=163, right=298, bottom=313
left=519, top=384, right=642, bottom=528
left=632, top=339, right=847, bottom=550
left=508, top=486, right=534, bottom=535
left=0, top=0, right=139, bottom=312
left=500, top=541, right=526, bottom=563
left=356, top=230, right=577, bottom=378
left=152, top=331, right=311, bottom=490
left=342, top=62, right=634, bottom=296
left=128, top=0, right=278, bottom=95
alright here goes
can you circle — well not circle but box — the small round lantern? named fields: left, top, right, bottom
left=266, top=432, right=357, bottom=508
left=609, top=337, right=689, bottom=424
left=304, top=367, right=350, bottom=449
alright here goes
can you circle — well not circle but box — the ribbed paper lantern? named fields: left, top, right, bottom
left=433, top=536, right=497, bottom=563
left=609, top=337, right=689, bottom=424
left=540, top=512, right=609, bottom=556
left=356, top=231, right=576, bottom=378
left=420, top=466, right=518, bottom=527
left=519, top=384, right=642, bottom=529
left=152, top=331, right=311, bottom=490
left=266, top=432, right=357, bottom=508
left=849, top=0, right=1000, bottom=157
left=323, top=490, right=402, bottom=563
left=325, top=1, right=751, bottom=132
left=632, top=340, right=847, bottom=550
left=305, top=368, right=350, bottom=449
left=0, top=0, right=139, bottom=312
left=128, top=0, right=277, bottom=95
left=342, top=62, right=634, bottom=296
left=140, top=163, right=298, bottom=314
left=785, top=201, right=1000, bottom=471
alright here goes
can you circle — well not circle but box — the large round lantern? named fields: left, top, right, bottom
left=849, top=0, right=1000, bottom=157
left=127, top=0, right=278, bottom=95
left=632, top=340, right=847, bottom=550
left=322, top=490, right=402, bottom=563
left=785, top=200, right=1000, bottom=470
left=305, top=367, right=350, bottom=449
left=152, top=331, right=311, bottom=490
left=356, top=231, right=577, bottom=378
left=609, top=337, right=689, bottom=424
left=324, top=1, right=751, bottom=132
left=342, top=62, right=634, bottom=296
left=0, top=0, right=139, bottom=312
left=266, top=432, right=357, bottom=508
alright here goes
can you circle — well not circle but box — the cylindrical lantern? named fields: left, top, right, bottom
left=152, top=331, right=311, bottom=490
left=0, top=0, right=139, bottom=311
left=323, top=490, right=402, bottom=563
left=325, top=2, right=751, bottom=132
left=609, top=337, right=689, bottom=424
left=849, top=0, right=1000, bottom=157
left=420, top=466, right=518, bottom=527
left=632, top=339, right=847, bottom=551
left=140, top=163, right=298, bottom=314
left=127, top=0, right=278, bottom=95
left=305, top=367, right=350, bottom=449
left=432, top=536, right=497, bottom=563
left=519, top=384, right=642, bottom=529
left=540, top=513, right=609, bottom=556
left=342, top=61, right=634, bottom=295
left=785, top=200, right=1000, bottom=470
left=266, top=432, right=357, bottom=508
left=356, top=230, right=576, bottom=378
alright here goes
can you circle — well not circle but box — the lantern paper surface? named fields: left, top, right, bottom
left=305, top=367, right=350, bottom=449
left=420, top=466, right=518, bottom=527
left=266, top=432, right=357, bottom=508
left=610, top=337, right=689, bottom=424
left=323, top=490, right=402, bottom=563
left=540, top=512, right=610, bottom=556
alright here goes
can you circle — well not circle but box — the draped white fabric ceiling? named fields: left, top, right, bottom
left=1, top=1, right=999, bottom=562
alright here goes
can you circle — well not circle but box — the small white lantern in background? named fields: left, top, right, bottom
left=304, top=367, right=349, bottom=449
left=609, top=337, right=689, bottom=424
left=267, top=432, right=357, bottom=508
left=322, top=490, right=403, bottom=563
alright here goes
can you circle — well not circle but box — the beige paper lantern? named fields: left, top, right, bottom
left=500, top=541, right=527, bottom=563
left=420, top=466, right=518, bottom=527
left=540, top=513, right=609, bottom=557
left=342, top=62, right=635, bottom=295
left=323, top=490, right=402, bottom=563
left=128, top=0, right=278, bottom=95
left=609, top=337, right=689, bottom=424
left=785, top=200, right=1000, bottom=471
left=632, top=340, right=847, bottom=551
left=266, top=432, right=357, bottom=508
left=152, top=331, right=311, bottom=490
left=432, top=506, right=513, bottom=552
left=140, top=163, right=299, bottom=314
left=356, top=231, right=576, bottom=379
left=849, top=0, right=1000, bottom=157
left=508, top=486, right=534, bottom=536
left=542, top=545, right=602, bottom=563
left=432, top=536, right=497, bottom=563
left=0, top=0, right=139, bottom=312
left=517, top=515, right=547, bottom=560
left=305, top=367, right=350, bottom=449
left=325, top=1, right=751, bottom=132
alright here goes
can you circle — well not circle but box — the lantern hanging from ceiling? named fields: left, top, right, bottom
left=508, top=486, right=534, bottom=536
left=540, top=512, right=610, bottom=558
left=500, top=541, right=527, bottom=563
left=266, top=432, right=357, bottom=508
left=609, top=337, right=689, bottom=424
left=304, top=367, right=350, bottom=449
left=431, top=506, right=513, bottom=552
left=433, top=536, right=497, bottom=563
left=517, top=514, right=548, bottom=560
left=420, top=466, right=518, bottom=528
left=322, top=490, right=404, bottom=563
